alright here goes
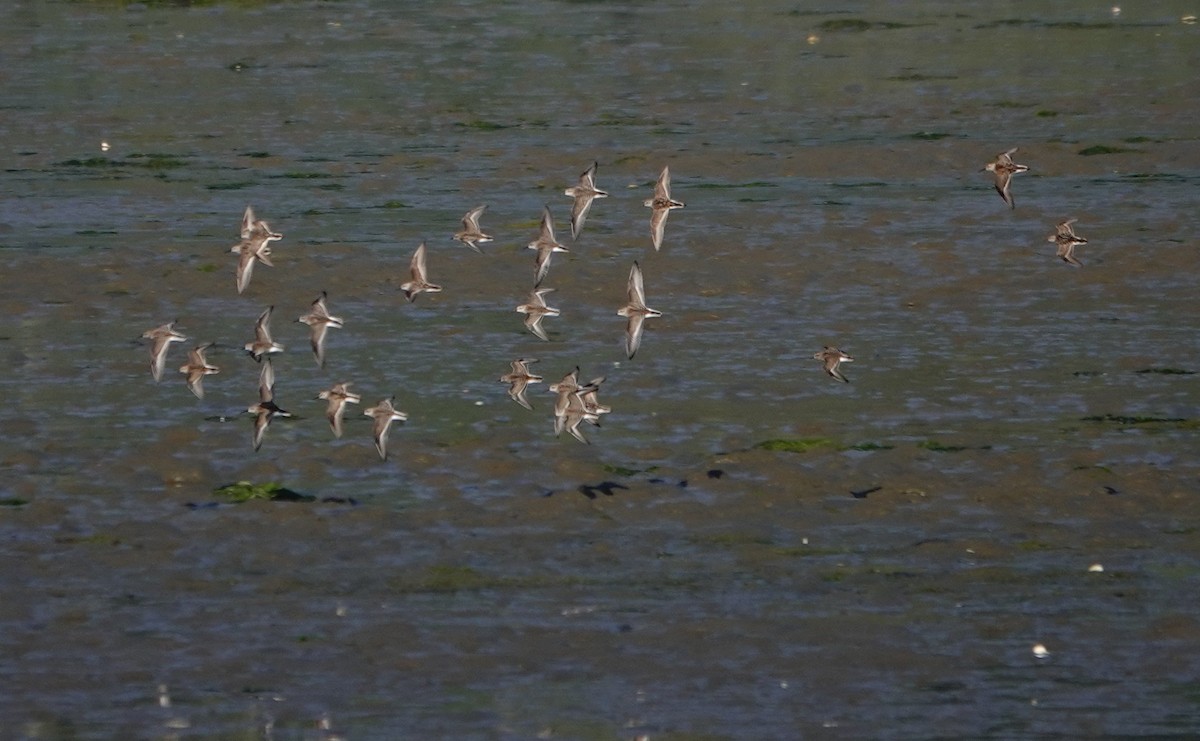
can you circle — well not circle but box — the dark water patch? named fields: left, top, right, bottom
left=54, top=533, right=124, bottom=546
left=975, top=19, right=1160, bottom=30
left=756, top=437, right=838, bottom=453
left=830, top=181, right=888, bottom=188
left=273, top=172, right=339, bottom=180
left=1136, top=368, right=1194, bottom=375
left=888, top=74, right=958, bottom=82
left=689, top=532, right=774, bottom=548
left=906, top=131, right=955, bottom=140
left=689, top=181, right=777, bottom=190
left=0, top=498, right=29, bottom=507
left=578, top=481, right=629, bottom=499
left=846, top=442, right=895, bottom=451
left=213, top=480, right=312, bottom=503
left=455, top=118, right=549, bottom=131
left=57, top=153, right=191, bottom=171
left=1078, top=145, right=1140, bottom=156
left=1082, top=414, right=1197, bottom=429
left=206, top=181, right=256, bottom=190
left=918, top=440, right=991, bottom=453
left=1122, top=173, right=1188, bottom=182
left=818, top=19, right=921, bottom=32
left=589, top=113, right=666, bottom=127
left=1037, top=110, right=1059, bottom=117
left=601, top=463, right=656, bottom=476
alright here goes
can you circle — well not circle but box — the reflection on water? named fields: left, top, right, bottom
left=3, top=0, right=1199, bottom=737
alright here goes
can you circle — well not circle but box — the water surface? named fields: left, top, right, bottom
left=3, top=1, right=1199, bottom=738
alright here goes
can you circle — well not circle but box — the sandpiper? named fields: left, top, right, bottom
left=400, top=242, right=442, bottom=302
left=317, top=382, right=361, bottom=438
left=515, top=287, right=560, bottom=341
left=554, top=376, right=604, bottom=444
left=528, top=205, right=568, bottom=286
left=617, top=261, right=663, bottom=359
left=1048, top=218, right=1087, bottom=267
left=142, top=320, right=187, bottom=382
left=297, top=291, right=344, bottom=368
left=231, top=205, right=282, bottom=294
left=982, top=147, right=1029, bottom=209
left=248, top=358, right=290, bottom=451
left=364, top=397, right=408, bottom=461
left=814, top=346, right=854, bottom=383
left=644, top=165, right=685, bottom=251
left=577, top=375, right=611, bottom=420
left=245, top=305, right=284, bottom=361
left=500, top=358, right=544, bottom=411
left=453, top=205, right=492, bottom=253
left=564, top=161, right=608, bottom=241
left=179, top=342, right=219, bottom=399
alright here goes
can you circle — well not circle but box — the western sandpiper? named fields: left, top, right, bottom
left=617, top=261, right=663, bottom=359
left=500, top=358, right=544, bottom=411
left=401, top=242, right=442, bottom=302
left=814, top=346, right=853, bottom=383
left=578, top=376, right=610, bottom=420
left=364, top=397, right=408, bottom=461
left=297, top=291, right=344, bottom=368
left=179, top=342, right=219, bottom=399
left=644, top=165, right=685, bottom=251
left=453, top=205, right=493, bottom=253
left=1048, top=218, right=1087, bottom=267
left=248, top=358, right=290, bottom=452
left=317, top=382, right=361, bottom=438
left=982, top=147, right=1029, bottom=209
left=555, top=377, right=604, bottom=444
left=564, top=161, right=608, bottom=241
left=245, top=305, right=284, bottom=361
left=232, top=205, right=282, bottom=294
left=528, top=205, right=569, bottom=286
left=142, top=320, right=187, bottom=382
left=515, top=287, right=560, bottom=342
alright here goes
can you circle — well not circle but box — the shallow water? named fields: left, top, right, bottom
left=3, top=0, right=1200, bottom=738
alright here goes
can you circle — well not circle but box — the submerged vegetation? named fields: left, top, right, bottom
left=213, top=481, right=312, bottom=503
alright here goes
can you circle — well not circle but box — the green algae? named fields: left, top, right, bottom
left=214, top=481, right=312, bottom=503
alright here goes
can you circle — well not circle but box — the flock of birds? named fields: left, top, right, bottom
left=140, top=151, right=1079, bottom=460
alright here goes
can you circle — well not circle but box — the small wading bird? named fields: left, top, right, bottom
left=552, top=373, right=606, bottom=445
left=179, top=342, right=219, bottom=399
left=645, top=165, right=685, bottom=250
left=528, top=205, right=569, bottom=286
left=564, top=161, right=608, bottom=241
left=982, top=147, right=1029, bottom=209
left=142, top=320, right=187, bottom=382
left=244, top=305, right=284, bottom=361
left=1048, top=218, right=1088, bottom=267
left=296, top=291, right=344, bottom=368
left=616, top=261, right=662, bottom=359
left=400, top=242, right=442, bottom=302
left=248, top=358, right=290, bottom=452
left=317, top=382, right=361, bottom=438
left=231, top=205, right=282, bottom=294
left=453, top=205, right=492, bottom=253
left=500, top=358, right=543, bottom=411
left=814, top=346, right=854, bottom=383
left=364, top=397, right=407, bottom=461
left=516, top=287, right=560, bottom=342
